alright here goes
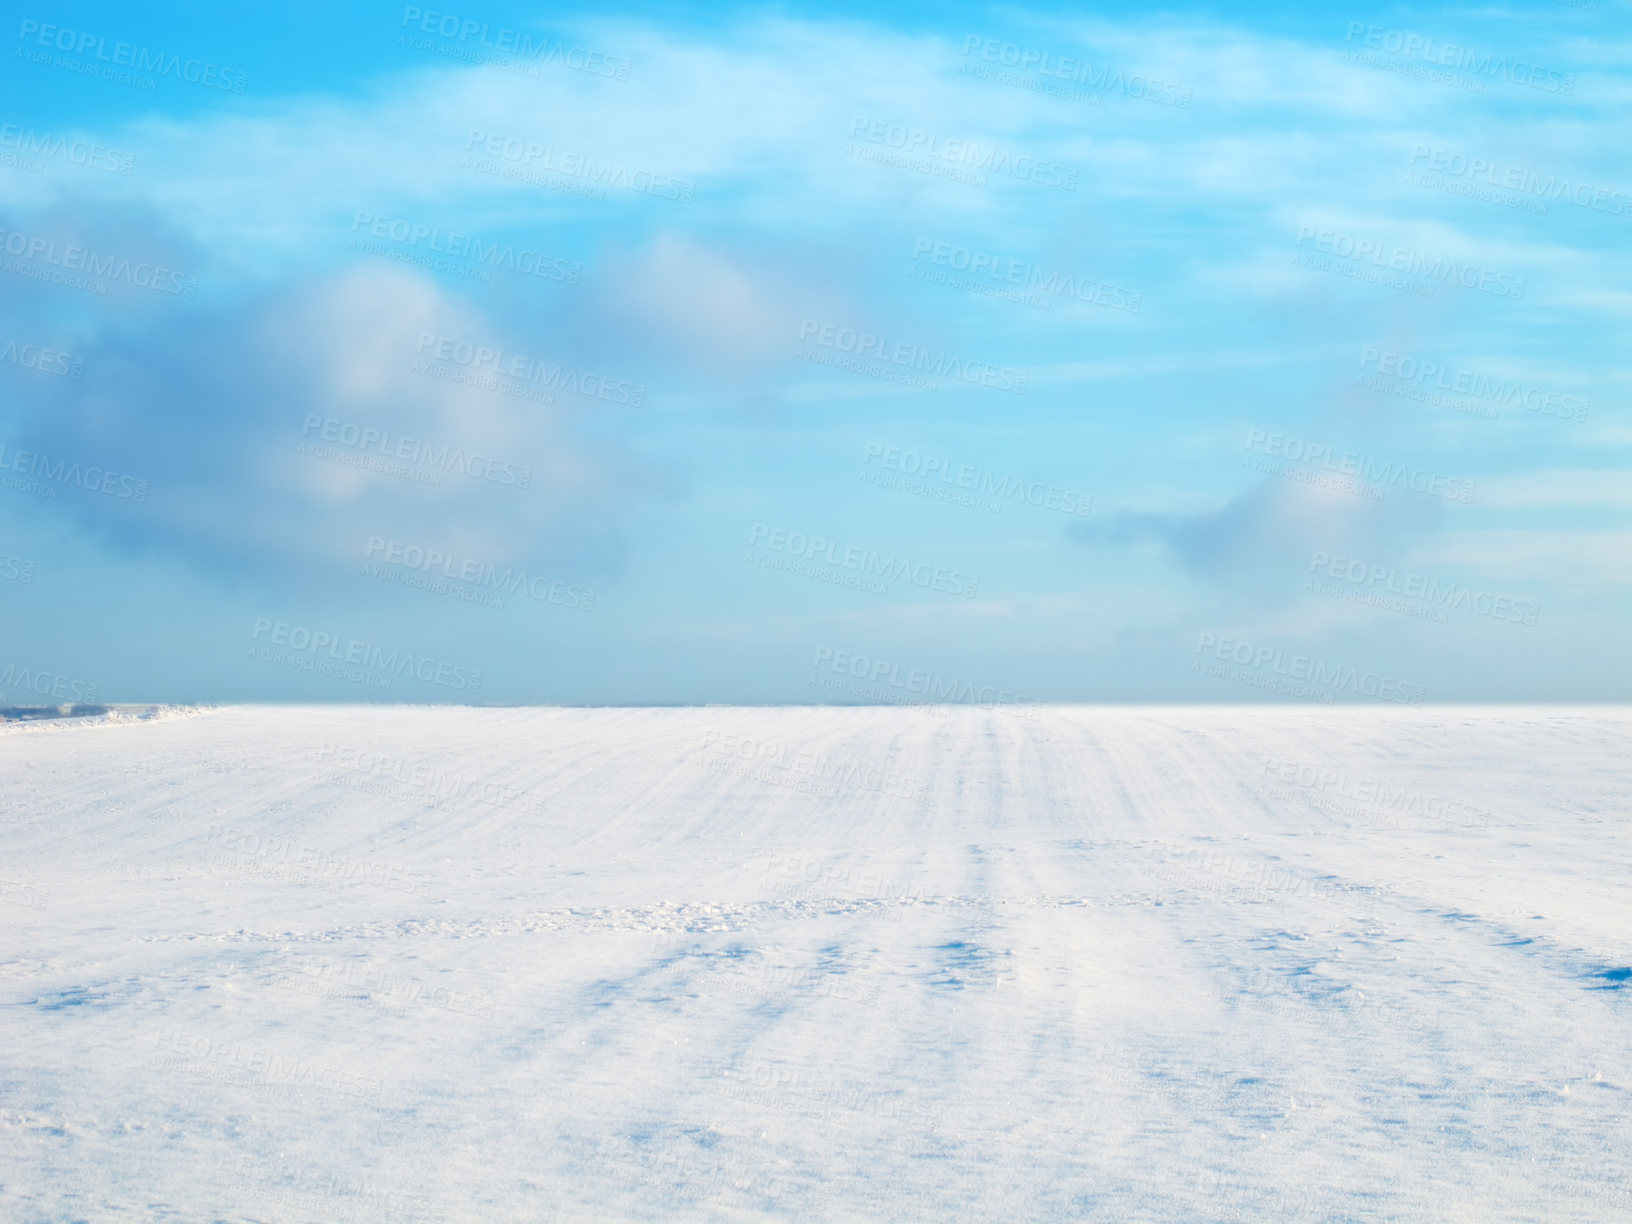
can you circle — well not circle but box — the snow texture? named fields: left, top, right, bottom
left=2, top=704, right=1629, bottom=1222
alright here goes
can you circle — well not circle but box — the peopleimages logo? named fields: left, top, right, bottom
left=222, top=1152, right=437, bottom=1219
left=797, top=320, right=1027, bottom=394
left=299, top=416, right=532, bottom=487
left=352, top=213, right=581, bottom=283
left=1194, top=632, right=1427, bottom=705
left=0, top=227, right=198, bottom=297
left=1358, top=348, right=1587, bottom=422
left=151, top=1029, right=383, bottom=1101
left=1259, top=756, right=1493, bottom=830
left=249, top=619, right=482, bottom=693
left=0, top=443, right=149, bottom=501
left=959, top=36, right=1192, bottom=107
left=0, top=123, right=134, bottom=174
left=1244, top=430, right=1476, bottom=504
left=364, top=538, right=596, bottom=612
left=1308, top=551, right=1540, bottom=625
left=862, top=442, right=1090, bottom=516
left=318, top=742, right=540, bottom=815
left=910, top=239, right=1141, bottom=312
left=205, top=825, right=436, bottom=898
left=414, top=334, right=644, bottom=406
left=0, top=338, right=83, bottom=379
left=0, top=662, right=98, bottom=703
left=1294, top=227, right=1524, bottom=299
left=463, top=130, right=693, bottom=203
left=1342, top=23, right=1575, bottom=94
left=15, top=19, right=248, bottom=92
left=847, top=116, right=1078, bottom=190
left=1407, top=148, right=1628, bottom=219
left=809, top=647, right=1041, bottom=718
left=699, top=729, right=934, bottom=805
left=398, top=6, right=630, bottom=79
left=748, top=524, right=979, bottom=598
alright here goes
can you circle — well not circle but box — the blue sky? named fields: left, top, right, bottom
left=1, top=1, right=1628, bottom=705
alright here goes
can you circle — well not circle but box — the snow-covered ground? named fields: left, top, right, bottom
left=2, top=704, right=1628, bottom=1222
